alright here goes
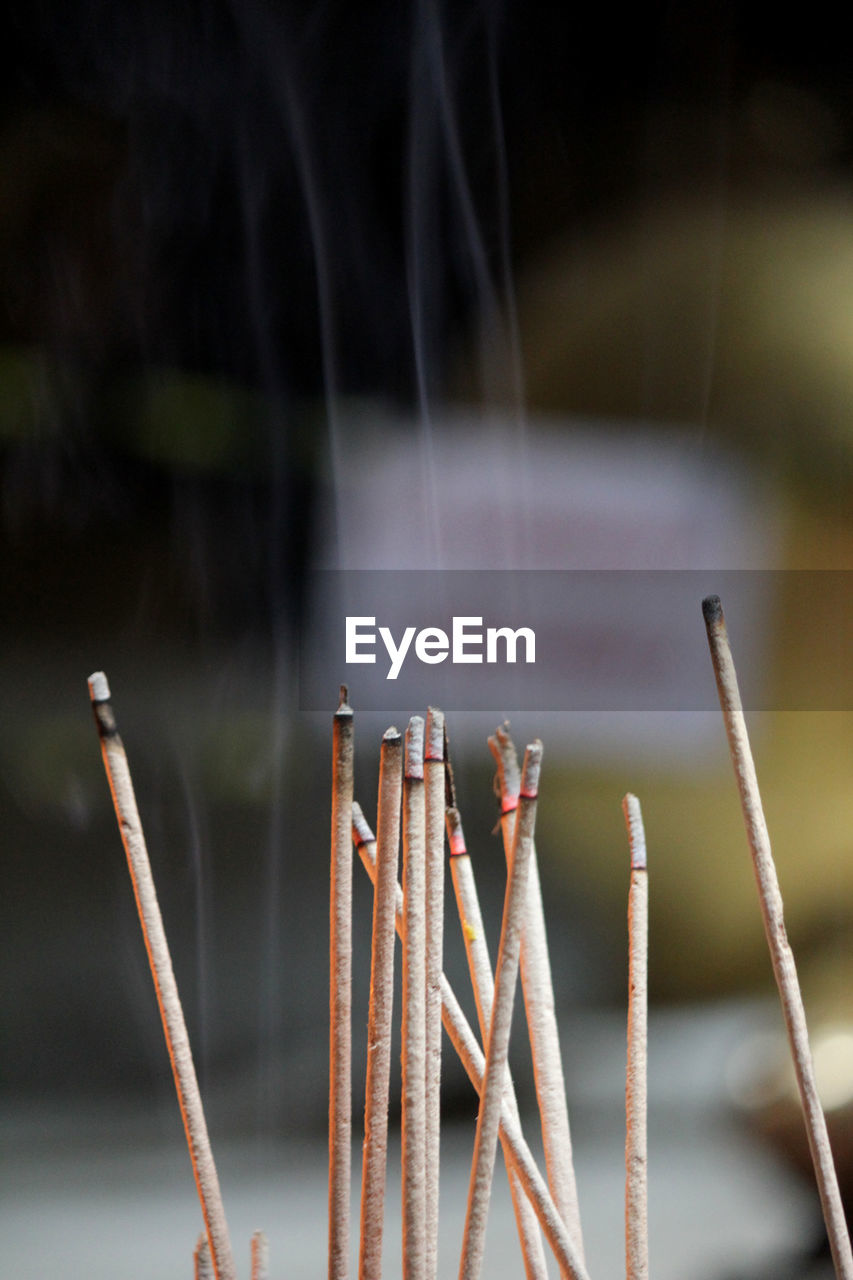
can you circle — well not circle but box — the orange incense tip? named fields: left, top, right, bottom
left=501, top=794, right=519, bottom=813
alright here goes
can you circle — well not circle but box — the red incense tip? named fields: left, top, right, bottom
left=352, top=802, right=375, bottom=848
left=622, top=793, right=647, bottom=870
left=405, top=715, right=425, bottom=779
left=425, top=706, right=445, bottom=760
left=445, top=807, right=467, bottom=857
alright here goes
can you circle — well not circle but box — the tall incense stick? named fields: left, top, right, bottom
left=458, top=742, right=542, bottom=1280
left=359, top=728, right=403, bottom=1280
left=330, top=686, right=354, bottom=1280
left=622, top=794, right=648, bottom=1280
left=88, top=673, right=236, bottom=1280
left=250, top=1231, right=270, bottom=1280
left=352, top=804, right=590, bottom=1280
left=402, top=716, right=427, bottom=1280
left=703, top=595, right=853, bottom=1280
left=446, top=804, right=549, bottom=1280
left=489, top=724, right=584, bottom=1269
left=424, top=707, right=446, bottom=1280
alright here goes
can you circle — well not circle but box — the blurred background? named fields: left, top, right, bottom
left=3, top=2, right=853, bottom=1276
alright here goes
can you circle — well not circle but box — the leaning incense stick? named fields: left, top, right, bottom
left=402, top=717, right=427, bottom=1280
left=489, top=724, right=584, bottom=1268
left=424, top=707, right=446, bottom=1280
left=359, top=728, right=403, bottom=1280
left=88, top=674, right=236, bottom=1280
left=458, top=742, right=542, bottom=1280
left=351, top=805, right=590, bottom=1280
left=330, top=687, right=354, bottom=1280
left=622, top=794, right=648, bottom=1280
left=250, top=1231, right=269, bottom=1280
left=446, top=804, right=549, bottom=1280
left=703, top=596, right=853, bottom=1280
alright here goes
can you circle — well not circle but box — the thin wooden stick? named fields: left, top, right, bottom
left=489, top=724, right=584, bottom=1268
left=424, top=707, right=446, bottom=1280
left=446, top=804, right=549, bottom=1280
left=703, top=595, right=853, bottom=1280
left=359, top=727, right=403, bottom=1280
left=351, top=805, right=590, bottom=1280
left=402, top=716, right=427, bottom=1280
left=250, top=1231, right=269, bottom=1280
left=88, top=674, right=236, bottom=1280
left=195, top=1233, right=214, bottom=1280
left=330, top=686, right=354, bottom=1280
left=458, top=742, right=542, bottom=1280
left=622, top=794, right=648, bottom=1280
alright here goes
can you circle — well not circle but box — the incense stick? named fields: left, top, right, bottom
left=352, top=805, right=590, bottom=1280
left=458, top=742, right=542, bottom=1280
left=702, top=596, right=853, bottom=1280
left=359, top=727, right=403, bottom=1280
left=250, top=1231, right=269, bottom=1280
left=195, top=1233, right=214, bottom=1280
left=402, top=716, right=427, bottom=1280
left=446, top=804, right=549, bottom=1280
left=622, top=794, right=648, bottom=1280
left=424, top=707, right=446, bottom=1280
left=489, top=724, right=584, bottom=1269
left=88, top=674, right=236, bottom=1280
left=330, top=686, right=355, bottom=1280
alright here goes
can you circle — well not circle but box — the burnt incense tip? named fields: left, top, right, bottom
left=383, top=725, right=402, bottom=742
left=405, top=715, right=425, bottom=779
left=425, top=706, right=445, bottom=761
left=88, top=671, right=111, bottom=703
left=335, top=685, right=353, bottom=717
left=622, top=793, right=647, bottom=870
left=352, top=801, right=375, bottom=848
left=702, top=595, right=723, bottom=627
left=443, top=723, right=457, bottom=809
left=519, top=739, right=543, bottom=798
left=488, top=721, right=521, bottom=800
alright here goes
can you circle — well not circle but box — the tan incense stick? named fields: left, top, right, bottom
left=352, top=804, right=590, bottom=1280
left=424, top=707, right=446, bottom=1280
left=195, top=1233, right=214, bottom=1280
left=703, top=595, right=853, bottom=1280
left=250, top=1231, right=269, bottom=1280
left=489, top=724, right=584, bottom=1268
left=330, top=686, right=354, bottom=1280
left=622, top=794, right=648, bottom=1280
left=402, top=716, right=427, bottom=1280
left=88, top=674, right=236, bottom=1280
left=446, top=804, right=549, bottom=1280
left=458, top=742, right=542, bottom=1280
left=359, top=728, right=403, bottom=1280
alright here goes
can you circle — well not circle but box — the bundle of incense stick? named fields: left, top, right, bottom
left=86, top=593, right=853, bottom=1280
